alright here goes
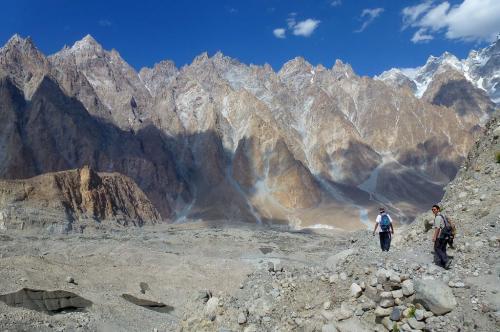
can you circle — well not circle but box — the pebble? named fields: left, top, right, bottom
left=408, top=317, right=425, bottom=329
left=350, top=283, right=363, bottom=298
left=390, top=308, right=401, bottom=321
left=392, top=290, right=403, bottom=299
left=375, top=306, right=392, bottom=317
left=238, top=312, right=247, bottom=324
left=380, top=298, right=395, bottom=308
left=414, top=309, right=425, bottom=321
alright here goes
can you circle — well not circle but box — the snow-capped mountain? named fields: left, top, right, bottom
left=376, top=39, right=500, bottom=105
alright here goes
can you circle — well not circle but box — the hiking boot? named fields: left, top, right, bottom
left=444, top=259, right=453, bottom=270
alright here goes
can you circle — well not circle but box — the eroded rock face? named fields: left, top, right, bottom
left=0, top=166, right=161, bottom=230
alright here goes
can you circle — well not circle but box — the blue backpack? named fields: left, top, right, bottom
left=380, top=214, right=391, bottom=232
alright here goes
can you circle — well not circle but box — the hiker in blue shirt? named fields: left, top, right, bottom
left=372, top=207, right=394, bottom=251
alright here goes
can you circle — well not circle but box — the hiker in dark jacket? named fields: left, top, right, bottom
left=432, top=204, right=452, bottom=269
left=372, top=207, right=394, bottom=251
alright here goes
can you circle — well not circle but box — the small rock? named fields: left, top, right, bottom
left=380, top=298, right=395, bottom=308
left=334, top=302, right=353, bottom=321
left=323, top=301, right=331, bottom=310
left=423, top=311, right=434, bottom=319
left=340, top=272, right=347, bottom=281
left=389, top=272, right=401, bottom=283
left=350, top=283, right=363, bottom=298
left=381, top=316, right=393, bottom=330
left=329, top=274, right=339, bottom=284
left=380, top=291, right=392, bottom=299
left=374, top=306, right=392, bottom=317
left=390, top=308, right=401, bottom=321
left=376, top=269, right=389, bottom=284
left=402, top=279, right=414, bottom=296
left=392, top=290, right=404, bottom=299
left=66, top=276, right=75, bottom=284
left=238, top=312, right=247, bottom=324
left=205, top=297, right=219, bottom=321
left=408, top=317, right=425, bottom=330
left=414, top=309, right=424, bottom=321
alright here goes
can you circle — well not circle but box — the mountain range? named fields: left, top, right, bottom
left=0, top=34, right=498, bottom=230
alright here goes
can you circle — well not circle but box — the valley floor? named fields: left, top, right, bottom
left=0, top=217, right=498, bottom=332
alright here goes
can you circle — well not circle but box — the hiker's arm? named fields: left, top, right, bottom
left=372, top=223, right=378, bottom=236
left=390, top=223, right=394, bottom=234
left=432, top=227, right=440, bottom=242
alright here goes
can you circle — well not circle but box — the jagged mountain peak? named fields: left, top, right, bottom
left=75, top=34, right=101, bottom=48
left=280, top=57, right=313, bottom=72
left=331, top=59, right=355, bottom=79
left=4, top=34, right=32, bottom=46
left=2, top=34, right=40, bottom=54
left=59, top=34, right=105, bottom=56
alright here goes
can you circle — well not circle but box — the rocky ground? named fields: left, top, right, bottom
left=0, top=119, right=498, bottom=332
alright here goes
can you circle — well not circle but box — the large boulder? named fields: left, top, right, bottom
left=414, top=279, right=457, bottom=315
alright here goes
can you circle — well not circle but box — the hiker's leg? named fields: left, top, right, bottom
left=435, top=239, right=448, bottom=267
left=434, top=240, right=443, bottom=266
left=386, top=233, right=391, bottom=251
left=439, top=239, right=449, bottom=265
left=379, top=233, right=384, bottom=251
left=382, top=233, right=389, bottom=251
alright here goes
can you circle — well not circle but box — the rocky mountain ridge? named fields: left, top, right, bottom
left=376, top=39, right=500, bottom=106
left=0, top=34, right=498, bottom=229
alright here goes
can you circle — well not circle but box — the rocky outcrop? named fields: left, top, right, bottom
left=0, top=166, right=160, bottom=231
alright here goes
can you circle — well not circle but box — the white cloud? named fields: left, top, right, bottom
left=287, top=13, right=297, bottom=29
left=273, top=28, right=286, bottom=39
left=98, top=19, right=112, bottom=27
left=411, top=28, right=434, bottom=43
left=331, top=0, right=342, bottom=7
left=355, top=8, right=384, bottom=33
left=402, top=0, right=433, bottom=28
left=277, top=14, right=320, bottom=38
left=402, top=0, right=500, bottom=43
left=292, top=19, right=321, bottom=37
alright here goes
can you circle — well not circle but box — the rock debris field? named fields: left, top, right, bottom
left=0, top=214, right=498, bottom=332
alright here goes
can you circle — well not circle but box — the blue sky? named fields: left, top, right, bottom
left=1, top=0, right=499, bottom=76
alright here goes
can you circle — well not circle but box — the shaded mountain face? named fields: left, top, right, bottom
left=0, top=35, right=498, bottom=228
left=0, top=76, right=190, bottom=218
